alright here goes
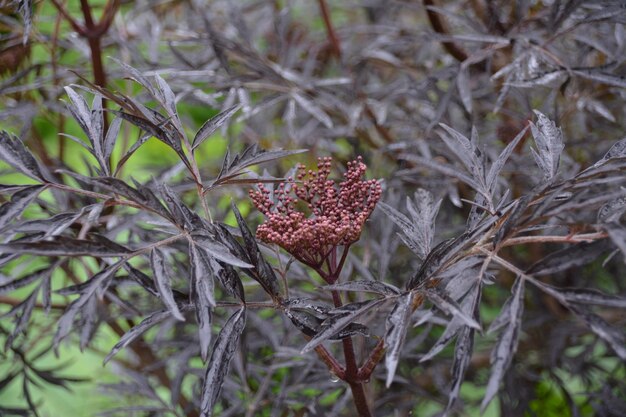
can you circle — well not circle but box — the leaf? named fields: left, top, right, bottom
left=0, top=237, right=131, bottom=257
left=487, top=126, right=529, bottom=193
left=192, top=234, right=253, bottom=269
left=559, top=288, right=626, bottom=308
left=16, top=210, right=85, bottom=238
left=190, top=243, right=215, bottom=362
left=63, top=86, right=95, bottom=145
left=293, top=92, right=333, bottom=128
left=104, top=116, right=121, bottom=164
left=323, top=280, right=400, bottom=296
left=481, top=276, right=525, bottom=412
left=493, top=194, right=532, bottom=246
left=446, top=325, right=475, bottom=416
left=526, top=240, right=612, bottom=276
left=0, top=185, right=45, bottom=229
left=150, top=249, right=185, bottom=321
left=530, top=111, right=564, bottom=181
left=123, top=264, right=159, bottom=297
left=597, top=197, right=626, bottom=223
left=192, top=105, right=241, bottom=149
left=438, top=124, right=485, bottom=189
left=200, top=307, right=246, bottom=417
left=567, top=304, right=626, bottom=361
left=607, top=226, right=626, bottom=261
left=379, top=189, right=442, bottom=260
left=421, top=284, right=481, bottom=363
left=54, top=260, right=125, bottom=351
left=5, top=288, right=39, bottom=349
left=104, top=310, right=172, bottom=364
left=384, top=293, right=414, bottom=387
left=456, top=66, right=472, bottom=114
left=0, top=267, right=50, bottom=295
left=231, top=202, right=280, bottom=299
left=302, top=298, right=385, bottom=353
left=0, top=131, right=45, bottom=181
left=210, top=146, right=306, bottom=188
left=425, top=290, right=482, bottom=330
left=399, top=154, right=484, bottom=195
left=90, top=176, right=171, bottom=220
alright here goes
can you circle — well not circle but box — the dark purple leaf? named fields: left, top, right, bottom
left=0, top=131, right=45, bottom=181
left=104, top=310, right=172, bottom=364
left=568, top=304, right=626, bottom=360
left=150, top=249, right=185, bottom=321
left=54, top=260, right=125, bottom=351
left=15, top=210, right=84, bottom=238
left=231, top=202, right=280, bottom=299
left=0, top=267, right=50, bottom=295
left=425, top=290, right=481, bottom=330
left=0, top=185, right=45, bottom=229
left=481, top=276, right=525, bottom=412
left=302, top=298, right=385, bottom=353
left=323, top=280, right=400, bottom=296
left=384, top=293, right=414, bottom=387
left=190, top=243, right=215, bottom=362
left=5, top=287, right=39, bottom=349
left=526, top=240, right=612, bottom=276
left=192, top=105, right=241, bottom=149
left=191, top=234, right=252, bottom=269
left=530, top=111, right=564, bottom=181
left=0, top=237, right=130, bottom=257
left=200, top=307, right=246, bottom=417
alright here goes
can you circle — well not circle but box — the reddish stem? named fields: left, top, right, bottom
left=317, top=0, right=342, bottom=59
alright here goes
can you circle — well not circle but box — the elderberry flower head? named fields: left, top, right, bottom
left=249, top=156, right=382, bottom=267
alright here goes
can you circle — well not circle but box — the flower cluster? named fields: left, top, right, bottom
left=249, top=156, right=382, bottom=266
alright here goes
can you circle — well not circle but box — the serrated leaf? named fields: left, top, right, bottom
left=190, top=243, right=215, bottom=362
left=426, top=290, right=482, bottom=330
left=530, top=111, right=564, bottom=181
left=456, top=66, right=472, bottom=114
left=231, top=202, right=280, bottom=299
left=323, top=280, right=400, bottom=296
left=16, top=210, right=84, bottom=238
left=192, top=234, right=252, bottom=269
left=302, top=298, right=385, bottom=353
left=200, top=307, right=246, bottom=417
left=54, top=260, right=125, bottom=351
left=421, top=284, right=480, bottom=363
left=487, top=126, right=529, bottom=192
left=150, top=249, right=185, bottom=321
left=559, top=288, right=626, bottom=308
left=526, top=239, right=612, bottom=276
left=481, top=276, right=525, bottom=412
left=0, top=131, right=45, bottom=181
left=567, top=304, right=626, bottom=360
left=104, top=310, right=172, bottom=364
left=597, top=197, right=626, bottom=223
left=192, top=105, right=241, bottom=149
left=63, top=87, right=93, bottom=142
left=384, top=293, right=413, bottom=387
left=0, top=237, right=130, bottom=257
left=0, top=268, right=50, bottom=295
left=0, top=185, right=45, bottom=229
left=438, top=124, right=485, bottom=189
left=5, top=287, right=39, bottom=349
left=293, top=92, right=333, bottom=128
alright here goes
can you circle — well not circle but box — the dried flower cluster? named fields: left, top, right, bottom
left=250, top=157, right=381, bottom=266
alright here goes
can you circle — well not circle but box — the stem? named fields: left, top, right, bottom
left=317, top=0, right=341, bottom=58
left=79, top=0, right=109, bottom=133
left=348, top=381, right=372, bottom=417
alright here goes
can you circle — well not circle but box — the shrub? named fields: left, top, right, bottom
left=1, top=1, right=625, bottom=416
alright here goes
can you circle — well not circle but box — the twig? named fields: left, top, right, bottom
left=317, top=0, right=342, bottom=59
